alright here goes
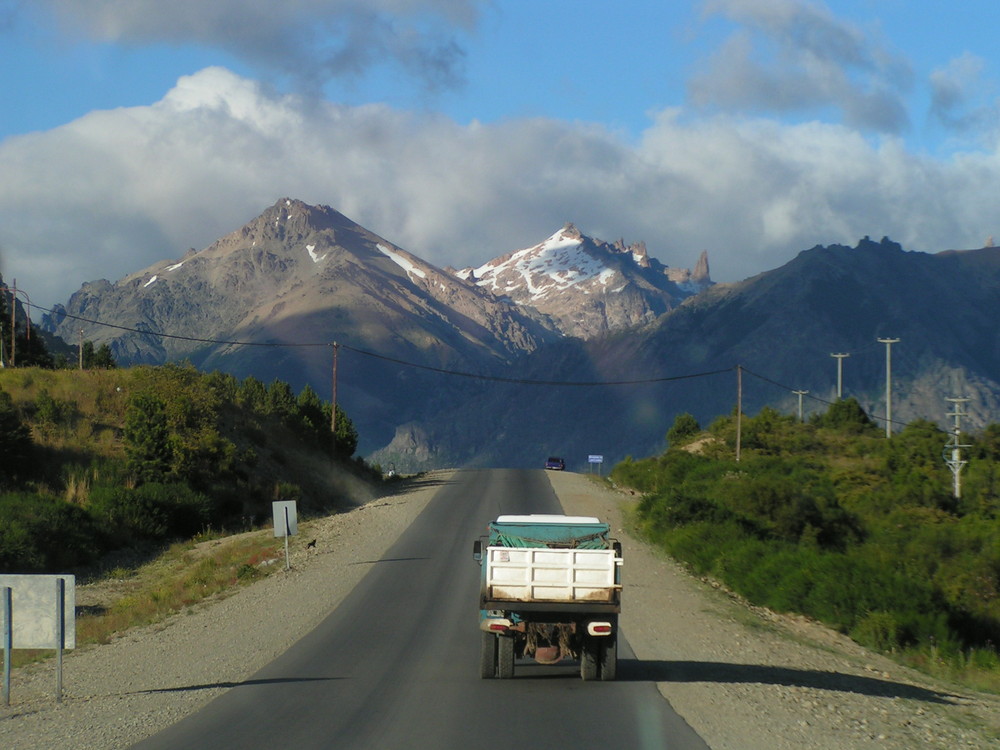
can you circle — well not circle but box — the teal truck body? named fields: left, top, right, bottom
left=473, top=514, right=622, bottom=680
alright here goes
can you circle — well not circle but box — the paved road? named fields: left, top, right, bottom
left=132, top=469, right=710, bottom=749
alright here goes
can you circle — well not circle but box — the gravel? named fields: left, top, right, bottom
left=2, top=469, right=999, bottom=749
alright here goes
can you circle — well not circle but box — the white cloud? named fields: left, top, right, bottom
left=930, top=53, right=1000, bottom=145
left=34, top=0, right=481, bottom=91
left=3, top=67, right=1000, bottom=310
left=691, top=0, right=912, bottom=133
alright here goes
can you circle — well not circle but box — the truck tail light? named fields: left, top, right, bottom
left=481, top=618, right=512, bottom=633
left=587, top=622, right=613, bottom=636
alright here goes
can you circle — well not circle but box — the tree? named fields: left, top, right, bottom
left=328, top=404, right=358, bottom=459
left=123, top=393, right=172, bottom=482
left=667, top=412, right=701, bottom=448
left=811, top=397, right=878, bottom=434
left=205, top=370, right=238, bottom=402
left=80, top=341, right=116, bottom=369
left=237, top=376, right=268, bottom=414
left=295, top=385, right=326, bottom=433
left=93, top=343, right=116, bottom=369
left=266, top=379, right=297, bottom=419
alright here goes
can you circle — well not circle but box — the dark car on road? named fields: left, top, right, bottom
left=545, top=457, right=565, bottom=470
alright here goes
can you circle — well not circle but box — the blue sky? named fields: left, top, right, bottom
left=3, top=0, right=1000, bottom=307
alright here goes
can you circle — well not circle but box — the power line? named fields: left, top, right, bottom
left=17, top=299, right=963, bottom=432
left=27, top=301, right=737, bottom=387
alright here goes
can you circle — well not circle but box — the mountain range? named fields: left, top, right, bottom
left=42, top=199, right=1000, bottom=471
left=42, top=199, right=708, bottom=456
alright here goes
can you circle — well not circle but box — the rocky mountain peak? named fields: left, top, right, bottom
left=560, top=222, right=583, bottom=241
left=693, top=250, right=710, bottom=282
left=461, top=225, right=713, bottom=339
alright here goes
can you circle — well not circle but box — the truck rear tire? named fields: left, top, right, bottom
left=580, top=639, right=599, bottom=681
left=599, top=634, right=617, bottom=681
left=480, top=632, right=497, bottom=679
left=497, top=635, right=515, bottom=679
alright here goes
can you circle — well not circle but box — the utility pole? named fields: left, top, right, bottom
left=831, top=353, right=850, bottom=399
left=330, top=342, right=339, bottom=437
left=944, top=397, right=971, bottom=499
left=735, top=365, right=742, bottom=463
left=8, top=281, right=15, bottom=368
left=792, top=390, right=809, bottom=422
left=878, top=338, right=900, bottom=438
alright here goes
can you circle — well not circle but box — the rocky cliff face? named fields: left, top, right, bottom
left=44, top=199, right=558, bottom=366
left=48, top=199, right=1000, bottom=474
left=456, top=224, right=712, bottom=339
left=42, top=199, right=563, bottom=450
left=374, top=236, right=1000, bottom=471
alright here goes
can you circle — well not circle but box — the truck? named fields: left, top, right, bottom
left=473, top=514, right=623, bottom=681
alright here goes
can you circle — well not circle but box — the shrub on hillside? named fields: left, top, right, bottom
left=810, top=397, right=879, bottom=434
left=615, top=407, right=1000, bottom=662
left=0, top=492, right=100, bottom=572
left=666, top=412, right=701, bottom=448
left=0, top=390, right=33, bottom=486
left=88, top=482, right=212, bottom=545
left=123, top=392, right=172, bottom=482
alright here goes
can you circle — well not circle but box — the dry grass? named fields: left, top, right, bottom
left=9, top=531, right=284, bottom=667
left=1, top=367, right=129, bottom=458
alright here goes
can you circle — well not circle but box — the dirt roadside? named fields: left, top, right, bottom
left=1, top=469, right=998, bottom=749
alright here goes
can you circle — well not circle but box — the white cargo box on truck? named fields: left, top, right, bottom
left=484, top=547, right=621, bottom=603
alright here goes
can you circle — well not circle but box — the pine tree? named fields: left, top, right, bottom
left=123, top=393, right=172, bottom=482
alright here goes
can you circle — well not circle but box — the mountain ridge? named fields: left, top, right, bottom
left=38, top=199, right=1000, bottom=470
left=456, top=222, right=712, bottom=338
left=42, top=198, right=704, bottom=453
left=371, top=236, right=1000, bottom=470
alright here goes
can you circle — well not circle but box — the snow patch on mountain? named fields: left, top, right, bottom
left=306, top=244, right=327, bottom=263
left=473, top=228, right=619, bottom=302
left=456, top=223, right=713, bottom=339
left=377, top=243, right=426, bottom=279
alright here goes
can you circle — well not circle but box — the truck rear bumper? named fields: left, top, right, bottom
left=480, top=599, right=621, bottom=615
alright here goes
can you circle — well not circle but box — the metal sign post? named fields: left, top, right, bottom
left=272, top=501, right=298, bottom=571
left=2, top=586, right=10, bottom=707
left=588, top=455, right=604, bottom=476
left=56, top=578, right=64, bottom=703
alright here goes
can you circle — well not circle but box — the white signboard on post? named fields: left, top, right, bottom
left=272, top=500, right=298, bottom=537
left=0, top=574, right=75, bottom=649
left=1, top=574, right=75, bottom=704
left=272, top=500, right=298, bottom=571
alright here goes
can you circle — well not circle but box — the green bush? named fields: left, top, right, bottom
left=88, top=483, right=211, bottom=544
left=0, top=493, right=100, bottom=572
left=123, top=392, right=172, bottom=482
left=667, top=412, right=700, bottom=447
left=616, top=399, right=1000, bottom=660
left=0, top=390, right=33, bottom=485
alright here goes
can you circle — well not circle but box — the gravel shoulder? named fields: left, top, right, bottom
left=3, top=469, right=1000, bottom=749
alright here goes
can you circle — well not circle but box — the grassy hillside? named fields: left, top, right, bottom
left=611, top=400, right=1000, bottom=692
left=0, top=363, right=381, bottom=574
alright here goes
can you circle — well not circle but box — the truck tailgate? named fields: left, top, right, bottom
left=485, top=546, right=622, bottom=603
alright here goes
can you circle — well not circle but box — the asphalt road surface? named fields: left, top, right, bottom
left=131, top=469, right=710, bottom=750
